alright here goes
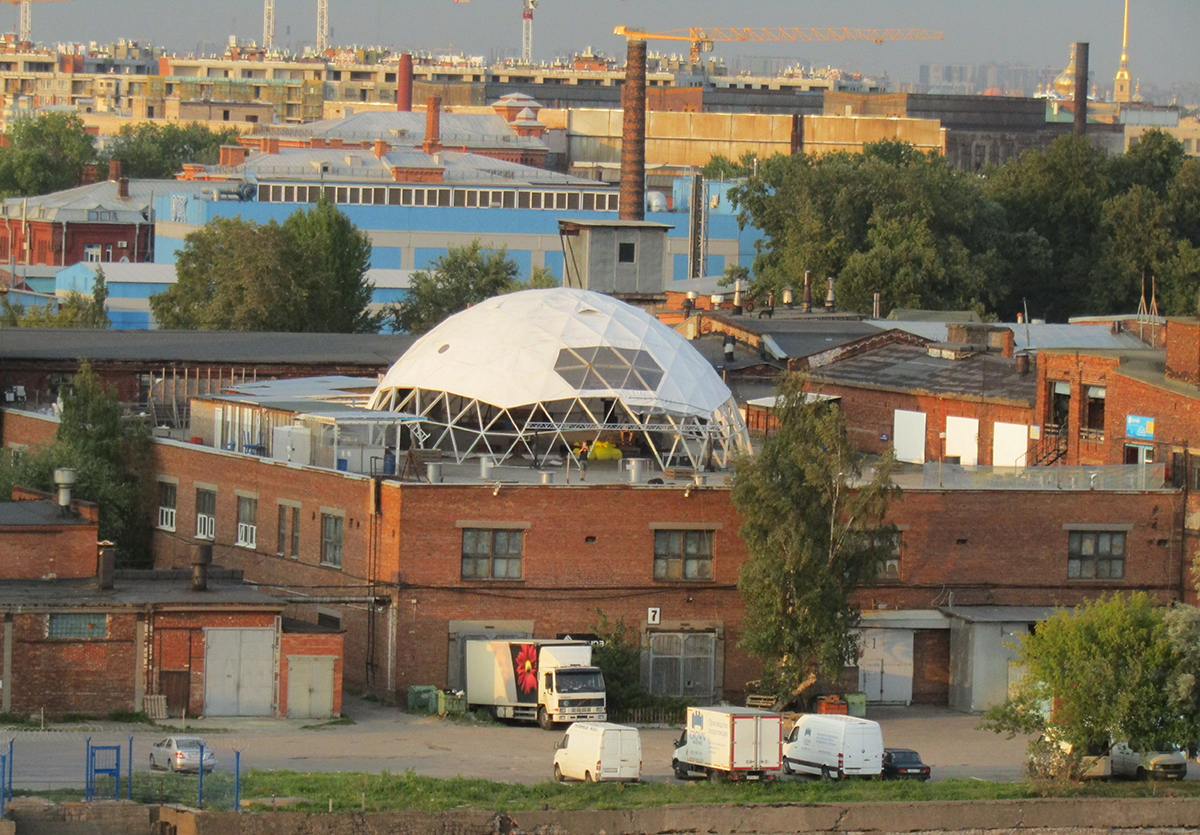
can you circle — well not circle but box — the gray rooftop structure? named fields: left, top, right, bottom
left=871, top=319, right=1150, bottom=352
left=0, top=329, right=414, bottom=365
left=807, top=343, right=1036, bottom=404
left=0, top=574, right=283, bottom=608
left=0, top=500, right=94, bottom=527
left=263, top=110, right=546, bottom=152
left=1, top=180, right=211, bottom=224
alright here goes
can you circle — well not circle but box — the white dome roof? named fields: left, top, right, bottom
left=369, top=288, right=733, bottom=418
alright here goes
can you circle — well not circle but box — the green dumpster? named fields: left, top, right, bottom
left=438, top=690, right=466, bottom=716
left=845, top=692, right=867, bottom=718
left=406, top=685, right=438, bottom=712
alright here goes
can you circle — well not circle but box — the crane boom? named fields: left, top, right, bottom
left=614, top=25, right=944, bottom=63
left=1, top=0, right=73, bottom=44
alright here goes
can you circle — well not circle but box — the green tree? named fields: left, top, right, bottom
left=0, top=361, right=153, bottom=566
left=980, top=594, right=1196, bottom=775
left=103, top=122, right=241, bottom=180
left=150, top=199, right=379, bottom=332
left=1092, top=185, right=1177, bottom=313
left=0, top=111, right=97, bottom=196
left=732, top=373, right=899, bottom=701
left=386, top=241, right=522, bottom=334
left=0, top=268, right=109, bottom=328
left=700, top=150, right=759, bottom=181
left=1110, top=129, right=1187, bottom=197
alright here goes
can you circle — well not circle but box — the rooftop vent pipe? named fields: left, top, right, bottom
left=54, top=467, right=76, bottom=514
left=801, top=271, right=812, bottom=314
left=192, top=541, right=213, bottom=592
left=97, top=542, right=115, bottom=590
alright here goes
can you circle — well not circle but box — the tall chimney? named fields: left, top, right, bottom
left=107, top=158, right=122, bottom=181
left=117, top=177, right=129, bottom=199
left=97, top=542, right=115, bottom=590
left=619, top=37, right=647, bottom=221
left=397, top=53, right=414, bottom=112
left=1073, top=42, right=1089, bottom=136
left=801, top=271, right=812, bottom=314
left=423, top=96, right=442, bottom=155
left=192, top=541, right=212, bottom=592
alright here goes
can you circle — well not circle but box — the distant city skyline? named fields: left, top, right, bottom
left=13, top=0, right=1199, bottom=89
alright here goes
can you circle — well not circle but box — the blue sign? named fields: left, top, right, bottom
left=1126, top=415, right=1155, bottom=440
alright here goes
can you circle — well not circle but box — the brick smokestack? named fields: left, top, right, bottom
left=619, top=38, right=646, bottom=221
left=1073, top=42, right=1089, bottom=136
left=108, top=158, right=122, bottom=181
left=397, top=53, right=413, bottom=112
left=423, top=96, right=442, bottom=155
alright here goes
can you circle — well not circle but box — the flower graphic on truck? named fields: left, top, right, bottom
left=512, top=643, right=539, bottom=701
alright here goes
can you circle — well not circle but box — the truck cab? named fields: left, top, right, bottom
left=539, top=665, right=606, bottom=729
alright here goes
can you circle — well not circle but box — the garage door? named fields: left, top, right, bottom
left=911, top=630, right=950, bottom=705
left=287, top=655, right=335, bottom=719
left=945, top=416, right=979, bottom=466
left=204, top=628, right=275, bottom=716
left=858, top=628, right=913, bottom=704
left=893, top=410, right=926, bottom=464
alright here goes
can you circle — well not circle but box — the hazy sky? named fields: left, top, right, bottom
left=19, top=0, right=1200, bottom=88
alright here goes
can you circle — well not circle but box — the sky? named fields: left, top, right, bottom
left=18, top=0, right=1200, bottom=90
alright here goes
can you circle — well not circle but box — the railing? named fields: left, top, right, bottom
left=1019, top=424, right=1068, bottom=467
left=920, top=462, right=1168, bottom=491
left=607, top=705, right=688, bottom=726
left=1079, top=427, right=1105, bottom=442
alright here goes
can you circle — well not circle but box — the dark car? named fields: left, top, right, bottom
left=882, top=748, right=930, bottom=780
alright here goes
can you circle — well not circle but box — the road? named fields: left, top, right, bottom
left=0, top=698, right=1140, bottom=790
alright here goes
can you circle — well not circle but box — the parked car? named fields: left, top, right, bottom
left=882, top=748, right=931, bottom=781
left=149, top=736, right=216, bottom=774
left=1110, top=742, right=1188, bottom=780
left=782, top=714, right=883, bottom=779
left=553, top=722, right=641, bottom=783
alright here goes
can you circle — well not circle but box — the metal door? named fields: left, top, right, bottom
left=648, top=632, right=716, bottom=702
left=160, top=670, right=190, bottom=718
left=204, top=628, right=275, bottom=716
left=859, top=659, right=884, bottom=702
left=287, top=656, right=335, bottom=719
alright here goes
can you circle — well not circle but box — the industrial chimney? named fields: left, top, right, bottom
left=423, top=96, right=442, bottom=155
left=619, top=37, right=647, bottom=221
left=396, top=53, right=414, bottom=112
left=1073, top=42, right=1089, bottom=136
left=192, top=541, right=213, bottom=592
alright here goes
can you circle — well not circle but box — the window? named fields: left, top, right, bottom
left=84, top=243, right=101, bottom=263
left=1068, top=530, right=1126, bottom=580
left=236, top=495, right=257, bottom=549
left=1049, top=381, right=1070, bottom=430
left=317, top=612, right=341, bottom=630
left=654, top=530, right=713, bottom=580
left=48, top=613, right=107, bottom=639
left=1083, top=385, right=1105, bottom=440
left=618, top=242, right=636, bottom=263
left=861, top=530, right=902, bottom=582
left=278, top=503, right=300, bottom=558
left=196, top=488, right=216, bottom=540
left=461, top=528, right=523, bottom=580
left=157, top=481, right=177, bottom=531
left=321, top=513, right=343, bottom=567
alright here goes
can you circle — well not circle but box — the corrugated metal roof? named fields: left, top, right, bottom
left=299, top=110, right=546, bottom=150
left=1, top=180, right=211, bottom=223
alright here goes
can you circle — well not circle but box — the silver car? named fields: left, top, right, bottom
left=149, top=736, right=216, bottom=774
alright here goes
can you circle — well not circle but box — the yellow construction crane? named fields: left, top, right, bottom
left=614, top=25, right=944, bottom=64
left=2, top=0, right=73, bottom=44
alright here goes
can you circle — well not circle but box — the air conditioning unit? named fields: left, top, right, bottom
left=117, top=240, right=128, bottom=248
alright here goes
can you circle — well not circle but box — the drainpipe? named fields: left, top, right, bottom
left=60, top=220, right=66, bottom=265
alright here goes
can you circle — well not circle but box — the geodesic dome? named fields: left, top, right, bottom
left=368, top=288, right=751, bottom=469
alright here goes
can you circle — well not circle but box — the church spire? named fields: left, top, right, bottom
left=1114, top=0, right=1132, bottom=103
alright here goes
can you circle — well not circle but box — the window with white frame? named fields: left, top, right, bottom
left=157, top=481, right=177, bottom=531
left=195, top=488, right=216, bottom=540
left=321, top=513, right=343, bottom=568
left=236, top=495, right=257, bottom=549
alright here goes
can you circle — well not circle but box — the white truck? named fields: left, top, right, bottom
left=672, top=706, right=783, bottom=782
left=465, top=639, right=606, bottom=730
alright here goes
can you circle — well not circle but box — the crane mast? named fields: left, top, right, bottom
left=263, top=0, right=275, bottom=49
left=316, top=0, right=328, bottom=52
left=521, top=0, right=536, bottom=64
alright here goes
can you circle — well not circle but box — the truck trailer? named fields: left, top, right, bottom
left=465, top=639, right=606, bottom=729
left=672, top=706, right=783, bottom=782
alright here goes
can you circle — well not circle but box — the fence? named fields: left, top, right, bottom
left=607, top=706, right=687, bottom=726
left=918, top=462, right=1169, bottom=491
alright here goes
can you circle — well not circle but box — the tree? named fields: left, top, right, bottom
left=0, top=362, right=154, bottom=566
left=732, top=373, right=900, bottom=701
left=386, top=241, right=522, bottom=334
left=103, top=122, right=241, bottom=180
left=0, top=111, right=97, bottom=196
left=1110, top=129, right=1186, bottom=197
left=980, top=594, right=1197, bottom=776
left=0, top=268, right=109, bottom=328
left=700, top=150, right=759, bottom=181
left=150, top=199, right=380, bottom=332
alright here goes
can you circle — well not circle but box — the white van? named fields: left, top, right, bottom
left=553, top=722, right=641, bottom=783
left=1110, top=742, right=1188, bottom=780
left=783, top=714, right=884, bottom=779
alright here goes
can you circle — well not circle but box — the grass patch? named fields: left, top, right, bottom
left=0, top=712, right=38, bottom=727
left=17, top=770, right=239, bottom=810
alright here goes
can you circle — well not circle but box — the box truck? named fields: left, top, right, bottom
left=465, top=639, right=606, bottom=729
left=783, top=714, right=884, bottom=779
left=553, top=722, right=641, bottom=783
left=672, top=706, right=782, bottom=782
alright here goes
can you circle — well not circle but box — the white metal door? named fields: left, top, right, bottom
left=731, top=716, right=758, bottom=770
left=992, top=422, right=1029, bottom=468
left=893, top=410, right=926, bottom=463
left=945, top=416, right=979, bottom=466
left=204, top=628, right=275, bottom=716
left=288, top=655, right=334, bottom=719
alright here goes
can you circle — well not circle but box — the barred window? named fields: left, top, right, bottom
left=654, top=530, right=713, bottom=581
left=48, top=613, right=108, bottom=639
left=1068, top=530, right=1126, bottom=580
left=321, top=513, right=343, bottom=568
left=461, top=528, right=523, bottom=580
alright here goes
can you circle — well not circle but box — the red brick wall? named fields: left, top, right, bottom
left=1, top=408, right=58, bottom=448
left=1166, top=319, right=1200, bottom=385
left=12, top=611, right=138, bottom=716
left=279, top=631, right=345, bottom=717
left=804, top=380, right=1034, bottom=464
left=0, top=525, right=98, bottom=578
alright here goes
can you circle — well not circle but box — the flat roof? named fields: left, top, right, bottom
left=0, top=576, right=285, bottom=607
left=0, top=500, right=95, bottom=527
left=0, top=330, right=415, bottom=365
left=940, top=605, right=1063, bottom=623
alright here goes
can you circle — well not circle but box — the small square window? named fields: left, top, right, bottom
left=618, top=242, right=636, bottom=263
